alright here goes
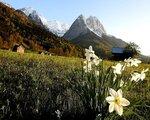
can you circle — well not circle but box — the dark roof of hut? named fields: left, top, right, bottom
left=112, top=47, right=124, bottom=54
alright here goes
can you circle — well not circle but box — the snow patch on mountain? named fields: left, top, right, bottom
left=19, top=7, right=34, bottom=16
left=0, top=0, right=12, bottom=8
left=19, top=7, right=69, bottom=36
left=46, top=20, right=70, bottom=37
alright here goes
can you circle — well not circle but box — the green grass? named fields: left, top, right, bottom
left=0, top=49, right=82, bottom=68
left=1, top=49, right=149, bottom=72
left=0, top=49, right=150, bottom=120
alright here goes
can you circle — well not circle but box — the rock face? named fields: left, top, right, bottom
left=86, top=16, right=106, bottom=37
left=63, top=15, right=106, bottom=39
left=19, top=7, right=69, bottom=36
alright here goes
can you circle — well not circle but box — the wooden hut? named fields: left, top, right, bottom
left=112, top=47, right=134, bottom=60
left=12, top=44, right=25, bottom=54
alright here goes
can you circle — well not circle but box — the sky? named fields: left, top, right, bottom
left=2, top=0, right=150, bottom=56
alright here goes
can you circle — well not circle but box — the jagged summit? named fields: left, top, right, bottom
left=19, top=7, right=48, bottom=26
left=19, top=7, right=35, bottom=16
left=63, top=15, right=106, bottom=40
left=63, top=15, right=90, bottom=40
left=0, top=0, right=12, bottom=8
left=19, top=7, right=69, bottom=36
left=86, top=16, right=106, bottom=36
left=77, top=14, right=86, bottom=20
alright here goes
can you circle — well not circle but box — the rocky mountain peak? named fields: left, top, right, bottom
left=86, top=16, right=106, bottom=37
left=63, top=15, right=106, bottom=40
left=19, top=7, right=35, bottom=16
left=0, top=0, right=12, bottom=8
left=19, top=7, right=47, bottom=26
left=63, top=15, right=90, bottom=40
left=77, top=14, right=85, bottom=20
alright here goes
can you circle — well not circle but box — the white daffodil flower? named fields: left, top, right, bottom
left=92, top=54, right=102, bottom=66
left=55, top=110, right=61, bottom=118
left=84, top=46, right=102, bottom=73
left=124, top=58, right=141, bottom=67
left=85, top=52, right=94, bottom=61
left=120, top=80, right=124, bottom=87
left=124, top=57, right=132, bottom=67
left=95, top=70, right=100, bottom=76
left=142, top=68, right=149, bottom=73
left=112, top=63, right=124, bottom=75
left=106, top=88, right=130, bottom=116
left=131, top=73, right=141, bottom=82
left=131, top=68, right=149, bottom=82
left=131, top=58, right=142, bottom=67
left=113, top=74, right=117, bottom=82
left=85, top=46, right=95, bottom=54
left=85, top=46, right=102, bottom=66
left=83, top=60, right=92, bottom=73
left=85, top=46, right=95, bottom=61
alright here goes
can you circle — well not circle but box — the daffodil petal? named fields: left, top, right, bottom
left=106, top=96, right=115, bottom=103
left=117, top=89, right=122, bottom=98
left=144, top=68, right=149, bottom=72
left=109, top=88, right=117, bottom=97
left=89, top=46, right=93, bottom=51
left=109, top=103, right=115, bottom=113
left=115, top=104, right=123, bottom=116
left=140, top=74, right=145, bottom=80
left=134, top=64, right=138, bottom=67
left=121, top=98, right=130, bottom=106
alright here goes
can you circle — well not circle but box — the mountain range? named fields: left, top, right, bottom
left=0, top=1, right=128, bottom=58
left=18, top=7, right=126, bottom=58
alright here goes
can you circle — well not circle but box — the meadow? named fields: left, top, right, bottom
left=0, top=49, right=150, bottom=120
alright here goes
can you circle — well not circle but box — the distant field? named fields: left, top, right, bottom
left=0, top=49, right=82, bottom=67
left=0, top=49, right=149, bottom=78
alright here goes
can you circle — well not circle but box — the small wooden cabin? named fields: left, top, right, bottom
left=12, top=44, right=25, bottom=54
left=112, top=47, right=133, bottom=60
